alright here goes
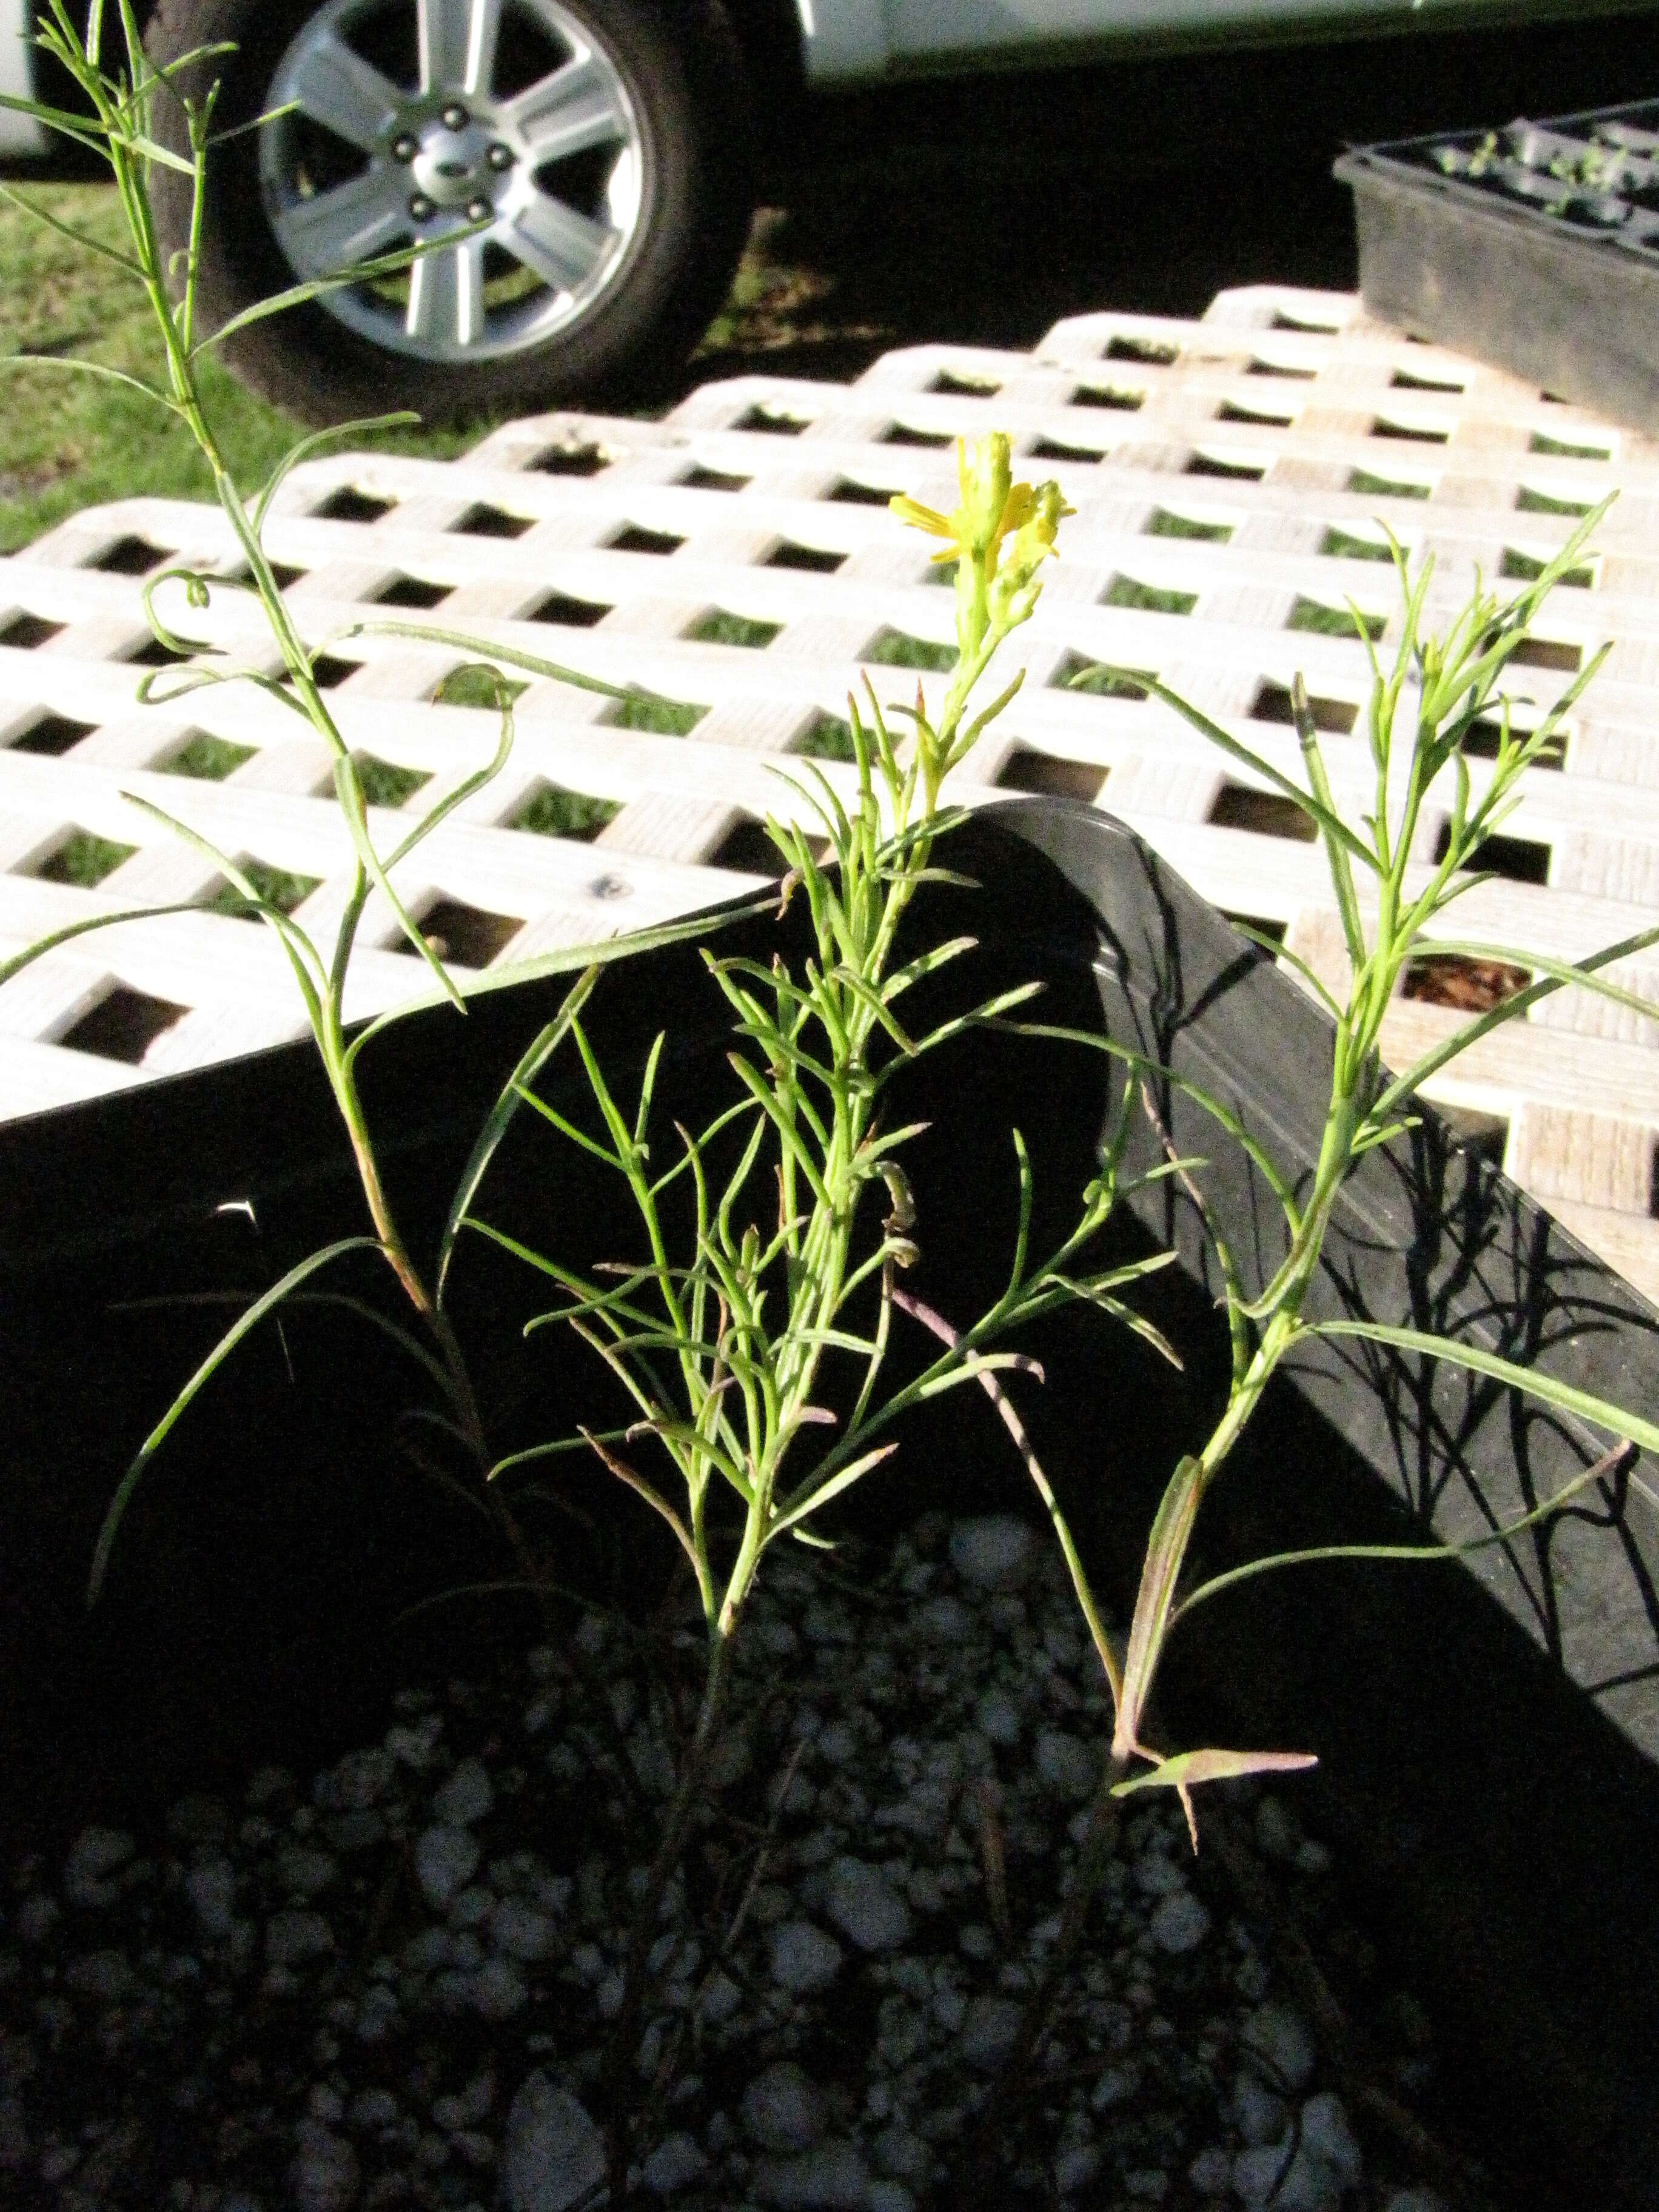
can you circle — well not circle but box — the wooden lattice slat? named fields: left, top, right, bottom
left=2, top=284, right=1656, bottom=1298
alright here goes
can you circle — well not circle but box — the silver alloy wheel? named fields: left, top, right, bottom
left=258, top=0, right=648, bottom=363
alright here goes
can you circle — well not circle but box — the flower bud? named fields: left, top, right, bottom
left=957, top=434, right=1014, bottom=557
left=988, top=481, right=1072, bottom=628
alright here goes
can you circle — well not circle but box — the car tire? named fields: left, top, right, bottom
left=144, top=0, right=757, bottom=422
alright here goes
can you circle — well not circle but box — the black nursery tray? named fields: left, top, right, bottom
left=2, top=800, right=1658, bottom=2206
left=1336, top=99, right=1659, bottom=434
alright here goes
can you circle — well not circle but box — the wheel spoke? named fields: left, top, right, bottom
left=417, top=0, right=504, bottom=96
left=285, top=30, right=404, bottom=152
left=502, top=56, right=629, bottom=166
left=275, top=169, right=411, bottom=277
left=407, top=236, right=488, bottom=346
left=501, top=190, right=614, bottom=293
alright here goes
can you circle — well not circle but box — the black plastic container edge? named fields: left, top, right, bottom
left=4, top=796, right=1658, bottom=2205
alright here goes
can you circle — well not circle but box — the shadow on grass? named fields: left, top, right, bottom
left=690, top=15, right=1659, bottom=385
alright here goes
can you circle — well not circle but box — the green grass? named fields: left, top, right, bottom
left=353, top=754, right=432, bottom=807
left=1320, top=526, right=1395, bottom=564
left=1102, top=574, right=1196, bottom=615
left=434, top=667, right=529, bottom=709
left=687, top=611, right=783, bottom=649
left=798, top=713, right=856, bottom=761
left=161, top=732, right=255, bottom=780
left=608, top=694, right=708, bottom=736
left=35, top=831, right=134, bottom=885
left=1516, top=486, right=1593, bottom=518
left=863, top=629, right=957, bottom=673
left=1145, top=509, right=1232, bottom=542
left=1500, top=548, right=1594, bottom=589
left=1347, top=469, right=1430, bottom=501
left=512, top=783, right=622, bottom=840
left=1287, top=595, right=1386, bottom=642
left=0, top=185, right=492, bottom=557
left=1056, top=655, right=1155, bottom=702
left=207, top=860, right=320, bottom=916
left=1529, top=432, right=1609, bottom=460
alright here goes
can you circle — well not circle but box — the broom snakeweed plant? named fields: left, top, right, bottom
left=953, top=503, right=1659, bottom=2142
left=462, top=436, right=1194, bottom=2193
left=1, top=1, right=768, bottom=1600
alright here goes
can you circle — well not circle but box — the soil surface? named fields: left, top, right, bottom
left=0, top=1510, right=1478, bottom=2212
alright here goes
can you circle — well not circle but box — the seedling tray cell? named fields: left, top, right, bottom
left=1338, top=99, right=1659, bottom=436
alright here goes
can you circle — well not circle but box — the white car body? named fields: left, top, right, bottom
left=1, top=0, right=1635, bottom=156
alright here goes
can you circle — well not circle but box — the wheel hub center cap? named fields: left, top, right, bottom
left=411, top=122, right=503, bottom=209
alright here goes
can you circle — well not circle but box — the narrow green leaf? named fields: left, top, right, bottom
left=1, top=350, right=174, bottom=409
left=89, top=1238, right=387, bottom=1603
left=251, top=412, right=419, bottom=534
left=1171, top=1441, right=1633, bottom=1624
left=769, top=1443, right=900, bottom=1537
left=1114, top=1456, right=1203, bottom=1761
left=1310, top=1321, right=1659, bottom=1468
left=435, top=968, right=600, bottom=1305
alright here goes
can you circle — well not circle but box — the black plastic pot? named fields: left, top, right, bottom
left=1336, top=101, right=1659, bottom=434
left=2, top=799, right=1657, bottom=2207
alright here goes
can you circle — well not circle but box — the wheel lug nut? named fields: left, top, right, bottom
left=466, top=197, right=492, bottom=223
left=441, top=103, right=468, bottom=129
left=409, top=193, right=435, bottom=221
left=486, top=142, right=513, bottom=171
left=390, top=132, right=418, bottom=161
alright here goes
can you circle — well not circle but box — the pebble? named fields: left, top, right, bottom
left=266, top=1911, right=333, bottom=1969
left=1147, top=1889, right=1210, bottom=1954
left=873, top=2123, right=930, bottom=2182
left=491, top=1898, right=559, bottom=1963
left=433, top=2074, right=495, bottom=2130
left=184, top=1857, right=237, bottom=1939
left=1299, top=2091, right=1363, bottom=2187
left=1054, top=2143, right=1102, bottom=2193
left=742, top=2062, right=826, bottom=2153
left=948, top=1515, right=1037, bottom=1591
left=384, top=1718, right=441, bottom=1769
left=642, top=2130, right=707, bottom=2194
left=959, top=1994, right=1024, bottom=2070
left=1233, top=2070, right=1289, bottom=2146
left=13, top=1894, right=58, bottom=1943
left=1188, top=2146, right=1233, bottom=2194
left=976, top=1688, right=1023, bottom=1746
left=432, top=1757, right=494, bottom=1828
left=754, top=2140, right=873, bottom=2208
left=415, top=1824, right=481, bottom=1909
left=1035, top=1731, right=1098, bottom=1801
left=290, top=2119, right=360, bottom=2212
left=768, top=1921, right=843, bottom=1994
left=471, top=1956, right=529, bottom=2019
left=350, top=2088, right=402, bottom=2131
left=696, top=1968, right=744, bottom=2024
left=278, top=1848, right=338, bottom=1901
left=501, top=2075, right=606, bottom=2212
left=1242, top=2002, right=1317, bottom=2093
left=63, top=1827, right=135, bottom=1909
left=317, top=1748, right=395, bottom=1812
left=823, top=1858, right=912, bottom=1953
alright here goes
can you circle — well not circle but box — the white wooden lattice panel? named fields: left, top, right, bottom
left=2, top=285, right=1657, bottom=1299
